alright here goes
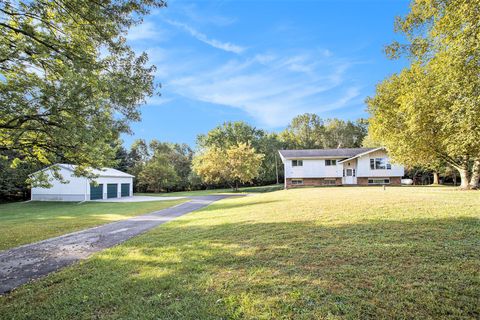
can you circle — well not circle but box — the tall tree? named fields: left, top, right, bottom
left=323, top=118, right=368, bottom=149
left=0, top=150, right=41, bottom=201
left=0, top=0, right=164, bottom=176
left=280, top=114, right=368, bottom=149
left=112, top=140, right=131, bottom=173
left=197, top=121, right=282, bottom=184
left=192, top=143, right=264, bottom=190
left=149, top=141, right=194, bottom=190
left=137, top=156, right=179, bottom=193
left=280, top=113, right=324, bottom=149
left=129, top=139, right=195, bottom=193
left=127, top=139, right=150, bottom=192
left=367, top=0, right=480, bottom=189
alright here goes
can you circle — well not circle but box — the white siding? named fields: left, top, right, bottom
left=356, top=150, right=404, bottom=177
left=31, top=167, right=88, bottom=201
left=284, top=159, right=342, bottom=178
left=31, top=167, right=134, bottom=201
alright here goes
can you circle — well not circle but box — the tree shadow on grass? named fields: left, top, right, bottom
left=201, top=199, right=283, bottom=212
left=1, top=217, right=478, bottom=320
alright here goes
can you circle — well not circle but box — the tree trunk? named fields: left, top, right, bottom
left=457, top=166, right=471, bottom=190
left=469, top=159, right=480, bottom=189
left=432, top=171, right=439, bottom=185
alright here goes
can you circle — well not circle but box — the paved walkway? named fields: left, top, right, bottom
left=0, top=195, right=236, bottom=295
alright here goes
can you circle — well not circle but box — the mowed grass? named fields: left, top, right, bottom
left=1, top=187, right=479, bottom=319
left=136, top=184, right=283, bottom=197
left=0, top=199, right=187, bottom=251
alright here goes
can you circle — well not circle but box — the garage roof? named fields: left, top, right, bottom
left=32, top=163, right=134, bottom=178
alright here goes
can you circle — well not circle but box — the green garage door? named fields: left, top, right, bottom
left=107, top=184, right=118, bottom=198
left=121, top=183, right=130, bottom=197
left=90, top=184, right=103, bottom=200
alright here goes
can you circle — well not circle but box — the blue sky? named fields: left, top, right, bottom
left=123, top=0, right=409, bottom=147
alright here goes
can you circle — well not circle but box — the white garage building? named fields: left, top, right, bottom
left=31, top=164, right=134, bottom=201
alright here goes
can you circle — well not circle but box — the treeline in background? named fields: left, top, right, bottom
left=0, top=114, right=368, bottom=199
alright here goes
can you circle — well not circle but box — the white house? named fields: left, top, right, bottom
left=30, top=164, right=134, bottom=201
left=278, top=147, right=404, bottom=189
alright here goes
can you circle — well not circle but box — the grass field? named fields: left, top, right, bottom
left=136, top=184, right=283, bottom=197
left=0, top=186, right=479, bottom=319
left=0, top=199, right=187, bottom=251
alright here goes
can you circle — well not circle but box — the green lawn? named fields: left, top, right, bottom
left=0, top=199, right=187, bottom=251
left=1, top=186, right=479, bottom=319
left=136, top=184, right=283, bottom=197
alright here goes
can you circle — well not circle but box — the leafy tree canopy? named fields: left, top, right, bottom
left=368, top=0, right=480, bottom=189
left=197, top=121, right=283, bottom=184
left=280, top=113, right=368, bottom=149
left=126, top=139, right=194, bottom=193
left=0, top=0, right=165, bottom=176
left=192, top=142, right=264, bottom=190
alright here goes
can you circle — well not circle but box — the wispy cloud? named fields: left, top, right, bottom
left=127, top=2, right=365, bottom=128
left=176, top=3, right=237, bottom=27
left=127, top=21, right=167, bottom=42
left=167, top=53, right=362, bottom=127
left=165, top=19, right=246, bottom=54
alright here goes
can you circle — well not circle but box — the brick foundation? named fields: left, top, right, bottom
left=357, top=177, right=368, bottom=186
left=390, top=177, right=401, bottom=185
left=285, top=178, right=342, bottom=189
left=285, top=177, right=402, bottom=189
left=357, top=177, right=401, bottom=186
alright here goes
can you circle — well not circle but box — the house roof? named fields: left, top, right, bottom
left=278, top=148, right=378, bottom=159
left=31, top=163, right=134, bottom=178
left=337, top=147, right=385, bottom=163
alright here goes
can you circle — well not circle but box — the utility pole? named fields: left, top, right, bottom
left=274, top=152, right=279, bottom=184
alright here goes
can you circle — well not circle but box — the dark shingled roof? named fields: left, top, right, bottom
left=278, top=148, right=377, bottom=159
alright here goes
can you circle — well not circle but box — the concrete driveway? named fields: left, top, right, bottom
left=93, top=195, right=185, bottom=202
left=0, top=195, right=238, bottom=295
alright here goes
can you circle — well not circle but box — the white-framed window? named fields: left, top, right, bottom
left=368, top=178, right=390, bottom=185
left=323, top=179, right=336, bottom=185
left=325, top=159, right=337, bottom=166
left=292, top=160, right=303, bottom=167
left=370, top=158, right=391, bottom=170
left=291, top=179, right=304, bottom=185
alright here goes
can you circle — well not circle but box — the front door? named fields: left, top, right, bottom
left=345, top=168, right=355, bottom=184
left=343, top=160, right=357, bottom=185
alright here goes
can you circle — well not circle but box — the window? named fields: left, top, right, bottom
left=325, top=159, right=337, bottom=166
left=323, top=179, right=336, bottom=185
left=343, top=169, right=345, bottom=177
left=368, top=178, right=390, bottom=185
left=292, top=160, right=303, bottom=167
left=375, top=158, right=386, bottom=169
left=346, top=169, right=353, bottom=176
left=353, top=169, right=356, bottom=177
left=291, top=179, right=303, bottom=185
left=370, top=158, right=391, bottom=170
